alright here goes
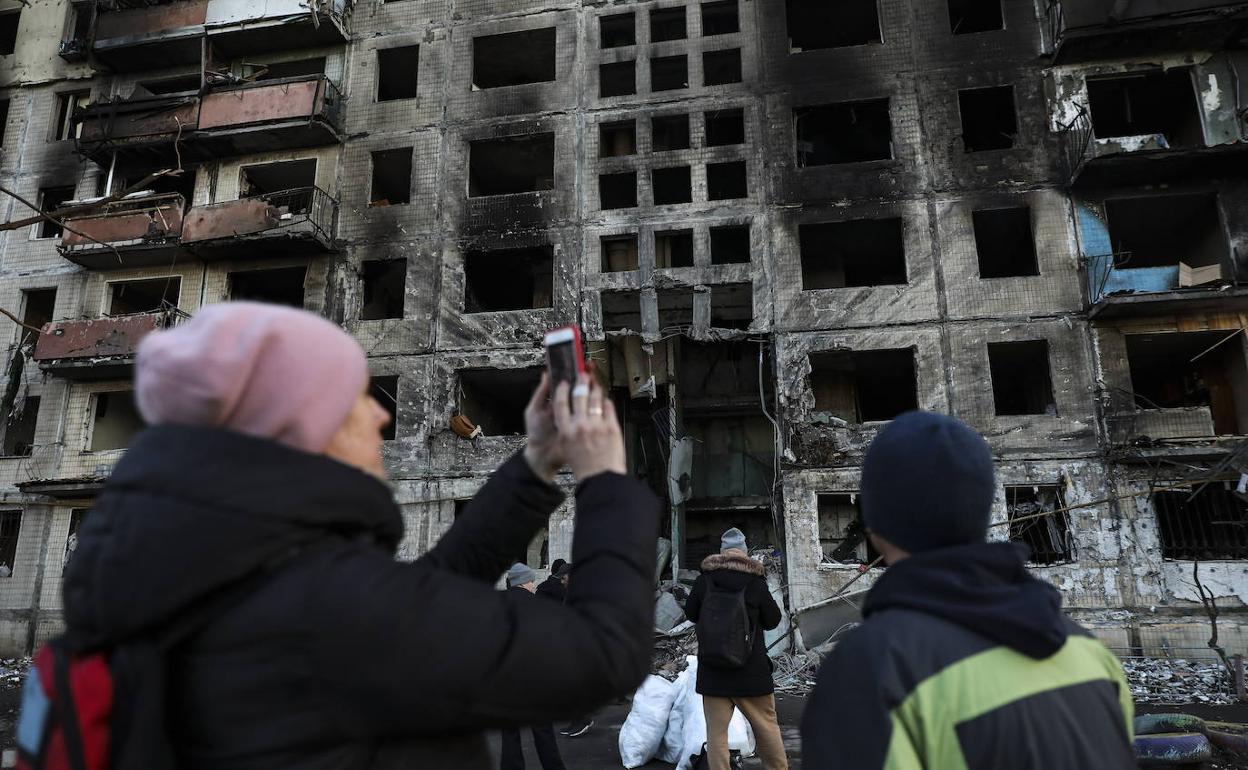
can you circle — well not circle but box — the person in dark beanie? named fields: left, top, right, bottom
left=500, top=563, right=567, bottom=770
left=684, top=528, right=788, bottom=770
left=537, top=560, right=570, bottom=603
left=801, top=411, right=1135, bottom=770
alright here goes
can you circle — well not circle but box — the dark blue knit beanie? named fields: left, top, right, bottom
left=860, top=411, right=995, bottom=553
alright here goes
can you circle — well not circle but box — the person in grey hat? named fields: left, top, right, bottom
left=500, top=561, right=567, bottom=770
left=506, top=562, right=538, bottom=592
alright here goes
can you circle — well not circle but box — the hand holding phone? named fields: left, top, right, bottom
left=544, top=325, right=587, bottom=390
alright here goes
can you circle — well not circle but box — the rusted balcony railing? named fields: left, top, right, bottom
left=33, top=309, right=183, bottom=378
left=1047, top=0, right=1248, bottom=63
left=183, top=186, right=338, bottom=246
left=58, top=193, right=186, bottom=252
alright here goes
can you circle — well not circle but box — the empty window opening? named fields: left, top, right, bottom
left=711, top=224, right=750, bottom=264
left=707, top=161, right=747, bottom=200
left=472, top=28, right=556, bottom=89
left=601, top=289, right=642, bottom=331
left=599, top=171, right=637, bottom=209
left=469, top=134, right=554, bottom=197
left=600, top=120, right=636, bottom=157
left=710, top=283, right=752, bottom=330
left=947, top=0, right=1003, bottom=34
left=241, top=158, right=316, bottom=197
left=703, top=49, right=742, bottom=86
left=1087, top=70, right=1203, bottom=148
left=1106, top=193, right=1226, bottom=271
left=377, top=45, right=420, bottom=102
left=360, top=259, right=406, bottom=320
left=0, top=11, right=18, bottom=55
left=1007, top=485, right=1072, bottom=565
left=464, top=245, right=553, bottom=313
left=655, top=230, right=693, bottom=269
left=65, top=509, right=86, bottom=573
left=809, top=348, right=917, bottom=423
left=988, top=340, right=1055, bottom=417
left=818, top=493, right=879, bottom=564
left=702, top=1, right=739, bottom=35
left=683, top=409, right=773, bottom=497
left=139, top=75, right=200, bottom=96
left=650, top=6, right=686, bottom=42
left=1125, top=331, right=1248, bottom=436
left=786, top=0, right=880, bottom=52
left=652, top=166, right=692, bottom=205
left=974, top=207, right=1037, bottom=278
left=657, top=288, right=694, bottom=330
left=90, top=390, right=143, bottom=451
left=600, top=61, right=636, bottom=98
left=37, top=186, right=75, bottom=238
left=458, top=367, right=543, bottom=436
left=959, top=86, right=1017, bottom=152
left=1155, top=485, right=1248, bottom=560
left=601, top=12, right=635, bottom=48
left=21, top=288, right=56, bottom=342
left=250, top=58, right=325, bottom=80
left=799, top=218, right=906, bottom=289
left=652, top=114, right=690, bottom=151
left=370, top=148, right=412, bottom=206
left=651, top=55, right=689, bottom=92
left=0, top=99, right=9, bottom=145
left=109, top=277, right=180, bottom=315
left=600, top=235, right=639, bottom=272
left=706, top=109, right=745, bottom=146
left=369, top=376, right=398, bottom=440
left=796, top=100, right=892, bottom=166
left=53, top=91, right=88, bottom=142
left=684, top=506, right=775, bottom=566
left=229, top=266, right=307, bottom=308
left=0, top=510, right=20, bottom=578
left=1, top=395, right=38, bottom=457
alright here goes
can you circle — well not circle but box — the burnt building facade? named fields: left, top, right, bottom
left=0, top=0, right=1245, bottom=655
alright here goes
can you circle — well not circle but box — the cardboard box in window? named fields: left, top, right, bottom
left=1179, top=262, right=1223, bottom=288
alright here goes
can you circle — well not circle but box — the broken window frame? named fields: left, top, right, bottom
left=1086, top=69, right=1205, bottom=149
left=0, top=395, right=39, bottom=458
left=987, top=340, right=1056, bottom=417
left=0, top=510, right=20, bottom=578
left=808, top=348, right=918, bottom=423
left=462, top=245, right=554, bottom=314
left=457, top=367, right=544, bottom=437
left=228, top=266, right=308, bottom=308
left=467, top=133, right=555, bottom=198
left=35, top=186, right=77, bottom=239
left=1006, top=484, right=1074, bottom=565
left=957, top=85, right=1018, bottom=153
left=1154, top=484, right=1248, bottom=561
left=369, top=375, right=399, bottom=440
left=52, top=90, right=89, bottom=142
left=798, top=218, right=908, bottom=289
left=817, top=492, right=880, bottom=565
left=785, top=0, right=882, bottom=52
left=107, top=276, right=181, bottom=316
left=359, top=259, right=407, bottom=321
left=795, top=99, right=894, bottom=167
left=376, top=44, right=420, bottom=103
left=88, top=390, right=144, bottom=453
left=19, top=288, right=56, bottom=345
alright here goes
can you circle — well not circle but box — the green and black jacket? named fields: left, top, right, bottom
left=801, top=542, right=1135, bottom=770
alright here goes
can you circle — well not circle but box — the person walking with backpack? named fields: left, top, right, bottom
left=801, top=411, right=1135, bottom=770
left=500, top=563, right=568, bottom=770
left=684, top=528, right=788, bottom=770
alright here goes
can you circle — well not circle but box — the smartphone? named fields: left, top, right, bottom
left=544, top=325, right=587, bottom=389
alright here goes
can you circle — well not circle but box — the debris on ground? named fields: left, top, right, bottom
left=1121, top=657, right=1237, bottom=705
left=0, top=659, right=27, bottom=687
left=772, top=645, right=831, bottom=694
left=652, top=624, right=697, bottom=681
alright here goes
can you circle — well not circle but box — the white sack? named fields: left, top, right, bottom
left=657, top=660, right=695, bottom=764
left=618, top=675, right=678, bottom=768
left=660, top=658, right=757, bottom=770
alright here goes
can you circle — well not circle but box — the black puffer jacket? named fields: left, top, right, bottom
left=63, top=425, right=660, bottom=770
left=684, top=552, right=781, bottom=697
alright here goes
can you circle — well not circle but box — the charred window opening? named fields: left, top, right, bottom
left=602, top=289, right=642, bottom=331
left=600, top=61, right=636, bottom=98
left=809, top=348, right=917, bottom=423
left=369, top=376, right=398, bottom=440
left=707, top=161, right=747, bottom=200
left=37, top=186, right=75, bottom=238
left=988, top=340, right=1055, bottom=417
left=601, top=12, right=635, bottom=48
left=90, top=390, right=143, bottom=451
left=683, top=506, right=775, bottom=566
left=599, top=171, right=637, bottom=209
left=1125, top=331, right=1248, bottom=436
left=796, top=100, right=892, bottom=166
left=702, top=1, right=738, bottom=35
left=650, top=6, right=686, bottom=42
left=657, top=287, right=694, bottom=329
left=703, top=49, right=742, bottom=86
left=53, top=92, right=88, bottom=142
left=20, top=289, right=56, bottom=343
left=1007, top=485, right=1073, bottom=565
left=229, top=266, right=307, bottom=308
left=652, top=166, right=692, bottom=205
left=710, top=283, right=752, bottom=330
left=109, top=277, right=180, bottom=315
left=139, top=76, right=200, bottom=95
left=974, top=207, right=1038, bottom=278
left=0, top=511, right=20, bottom=578
left=959, top=86, right=1017, bottom=152
left=458, top=367, right=543, bottom=436
left=1106, top=193, right=1226, bottom=272
left=786, top=0, right=880, bottom=52
left=0, top=100, right=9, bottom=145
left=600, top=235, right=638, bottom=272
left=706, top=109, right=745, bottom=146
left=464, top=245, right=553, bottom=313
left=65, top=509, right=86, bottom=572
left=947, top=0, right=1003, bottom=34
left=241, top=159, right=316, bottom=197
left=1155, top=485, right=1248, bottom=560
left=1087, top=70, right=1203, bottom=148
left=655, top=229, right=694, bottom=269
left=711, top=224, right=750, bottom=264
left=818, top=493, right=879, bottom=564
left=370, top=148, right=412, bottom=206
left=600, top=120, right=637, bottom=157
left=652, top=114, right=691, bottom=151
left=472, top=28, right=556, bottom=89
left=1, top=395, right=38, bottom=457
left=360, top=259, right=406, bottom=320
left=377, top=45, right=420, bottom=102
left=651, top=55, right=689, bottom=92
left=0, top=12, right=18, bottom=55
left=469, top=134, right=554, bottom=197
left=799, top=218, right=906, bottom=289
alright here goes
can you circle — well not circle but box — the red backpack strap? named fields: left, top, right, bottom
left=50, top=641, right=89, bottom=770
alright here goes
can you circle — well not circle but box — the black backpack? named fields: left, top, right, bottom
left=695, top=576, right=754, bottom=668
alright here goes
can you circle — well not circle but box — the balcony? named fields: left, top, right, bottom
left=74, top=75, right=344, bottom=167
left=32, top=310, right=179, bottom=380
left=58, top=193, right=188, bottom=271
left=1046, top=0, right=1248, bottom=64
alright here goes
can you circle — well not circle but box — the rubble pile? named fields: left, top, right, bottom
left=652, top=628, right=697, bottom=681
left=0, top=657, right=28, bottom=687
left=1121, top=657, right=1236, bottom=705
left=772, top=649, right=826, bottom=694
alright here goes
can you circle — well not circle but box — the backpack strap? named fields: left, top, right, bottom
left=50, top=640, right=89, bottom=770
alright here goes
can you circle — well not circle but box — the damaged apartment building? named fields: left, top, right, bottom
left=0, top=0, right=1245, bottom=657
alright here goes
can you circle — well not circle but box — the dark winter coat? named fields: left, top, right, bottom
left=801, top=542, right=1135, bottom=770
left=62, top=425, right=660, bottom=770
left=536, top=574, right=567, bottom=603
left=684, top=551, right=781, bottom=697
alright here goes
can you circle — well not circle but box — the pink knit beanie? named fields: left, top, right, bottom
left=135, top=302, right=370, bottom=454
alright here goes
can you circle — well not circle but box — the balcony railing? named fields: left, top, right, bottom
left=1047, top=0, right=1248, bottom=63
left=1057, top=104, right=1093, bottom=185
left=183, top=186, right=337, bottom=247
left=33, top=310, right=182, bottom=378
left=59, top=193, right=185, bottom=252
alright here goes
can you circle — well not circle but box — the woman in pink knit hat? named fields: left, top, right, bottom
left=61, top=302, right=660, bottom=770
